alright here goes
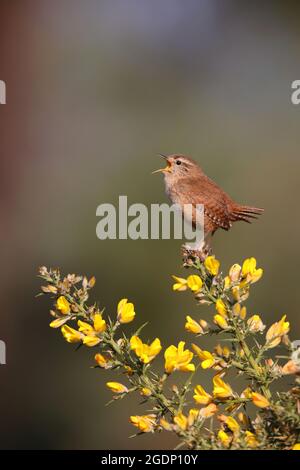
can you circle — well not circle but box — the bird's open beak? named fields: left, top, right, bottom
left=152, top=154, right=172, bottom=174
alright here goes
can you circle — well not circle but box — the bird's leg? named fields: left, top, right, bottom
left=182, top=233, right=212, bottom=263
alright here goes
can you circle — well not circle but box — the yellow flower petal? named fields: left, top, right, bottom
left=130, top=335, right=161, bottom=363
left=130, top=415, right=155, bottom=433
left=117, top=298, right=136, bottom=324
left=172, top=275, right=188, bottom=292
left=266, top=315, right=290, bottom=349
left=56, top=296, right=70, bottom=315
left=95, top=353, right=110, bottom=368
left=204, top=256, right=220, bottom=276
left=216, top=299, right=227, bottom=317
left=49, top=317, right=69, bottom=328
left=214, top=314, right=229, bottom=330
left=185, top=316, right=203, bottom=334
left=193, top=385, right=212, bottom=405
left=106, top=382, right=128, bottom=394
left=218, top=429, right=231, bottom=447
left=192, top=344, right=215, bottom=369
left=242, top=257, right=257, bottom=277
left=251, top=392, right=270, bottom=408
left=174, top=412, right=188, bottom=431
left=245, top=431, right=259, bottom=448
left=140, top=387, right=152, bottom=397
left=164, top=341, right=195, bottom=374
left=83, top=335, right=101, bottom=347
left=225, top=416, right=240, bottom=434
left=188, top=408, right=199, bottom=426
left=78, top=320, right=94, bottom=334
left=61, top=325, right=83, bottom=343
left=160, top=418, right=172, bottom=431
left=187, top=275, right=203, bottom=292
left=247, top=315, right=265, bottom=333
left=213, top=376, right=233, bottom=399
left=93, top=312, right=106, bottom=333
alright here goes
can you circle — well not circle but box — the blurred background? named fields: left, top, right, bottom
left=0, top=0, right=300, bottom=449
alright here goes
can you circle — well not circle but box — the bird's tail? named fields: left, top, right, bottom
left=230, top=204, right=264, bottom=224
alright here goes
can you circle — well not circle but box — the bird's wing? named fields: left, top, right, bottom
left=174, top=176, right=232, bottom=230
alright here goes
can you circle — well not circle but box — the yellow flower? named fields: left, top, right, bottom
left=266, top=315, right=290, bottom=348
left=232, top=303, right=241, bottom=316
left=160, top=418, right=172, bottom=431
left=77, top=320, right=93, bottom=335
left=93, top=313, right=107, bottom=332
left=130, top=335, right=162, bottom=364
left=95, top=353, right=110, bottom=368
left=218, top=430, right=231, bottom=448
left=242, top=257, right=257, bottom=276
left=241, top=387, right=253, bottom=399
left=188, top=408, right=199, bottom=426
left=232, top=286, right=240, bottom=301
left=245, top=431, right=259, bottom=448
left=174, top=412, right=188, bottom=431
left=232, top=303, right=246, bottom=319
left=229, top=263, right=242, bottom=282
left=193, top=385, right=212, bottom=405
left=56, top=296, right=70, bottom=314
left=219, top=415, right=240, bottom=434
left=78, top=313, right=106, bottom=334
left=214, top=314, right=229, bottom=330
left=140, top=387, right=152, bottom=397
left=117, top=298, right=135, bottom=324
left=292, top=443, right=300, bottom=450
left=164, top=341, right=195, bottom=374
left=83, top=335, right=101, bottom=347
left=61, top=325, right=83, bottom=343
left=215, top=299, right=227, bottom=317
left=241, top=257, right=263, bottom=284
left=224, top=276, right=231, bottom=289
left=247, top=314, right=265, bottom=333
left=49, top=317, right=69, bottom=328
left=187, top=275, right=202, bottom=292
left=213, top=376, right=233, bottom=399
left=251, top=392, right=270, bottom=408
left=172, top=275, right=188, bottom=292
left=199, top=403, right=218, bottom=418
left=78, top=313, right=106, bottom=347
left=240, top=306, right=247, bottom=319
left=204, top=256, right=220, bottom=276
left=130, top=415, right=156, bottom=433
left=185, top=316, right=203, bottom=334
left=106, top=382, right=128, bottom=394
left=192, top=344, right=215, bottom=369
left=215, top=344, right=230, bottom=359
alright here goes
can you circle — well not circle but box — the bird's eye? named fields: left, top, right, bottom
left=176, top=160, right=181, bottom=165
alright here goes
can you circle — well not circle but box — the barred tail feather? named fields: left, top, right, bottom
left=230, top=204, right=264, bottom=224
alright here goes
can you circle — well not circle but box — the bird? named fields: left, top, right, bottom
left=153, top=153, right=263, bottom=253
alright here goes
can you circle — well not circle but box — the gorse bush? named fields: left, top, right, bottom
left=38, top=250, right=300, bottom=450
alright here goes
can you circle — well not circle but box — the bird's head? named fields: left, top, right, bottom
left=152, top=154, right=202, bottom=179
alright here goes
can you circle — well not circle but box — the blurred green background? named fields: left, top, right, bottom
left=1, top=0, right=300, bottom=449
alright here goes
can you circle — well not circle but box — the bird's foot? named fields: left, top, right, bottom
left=181, top=242, right=212, bottom=264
